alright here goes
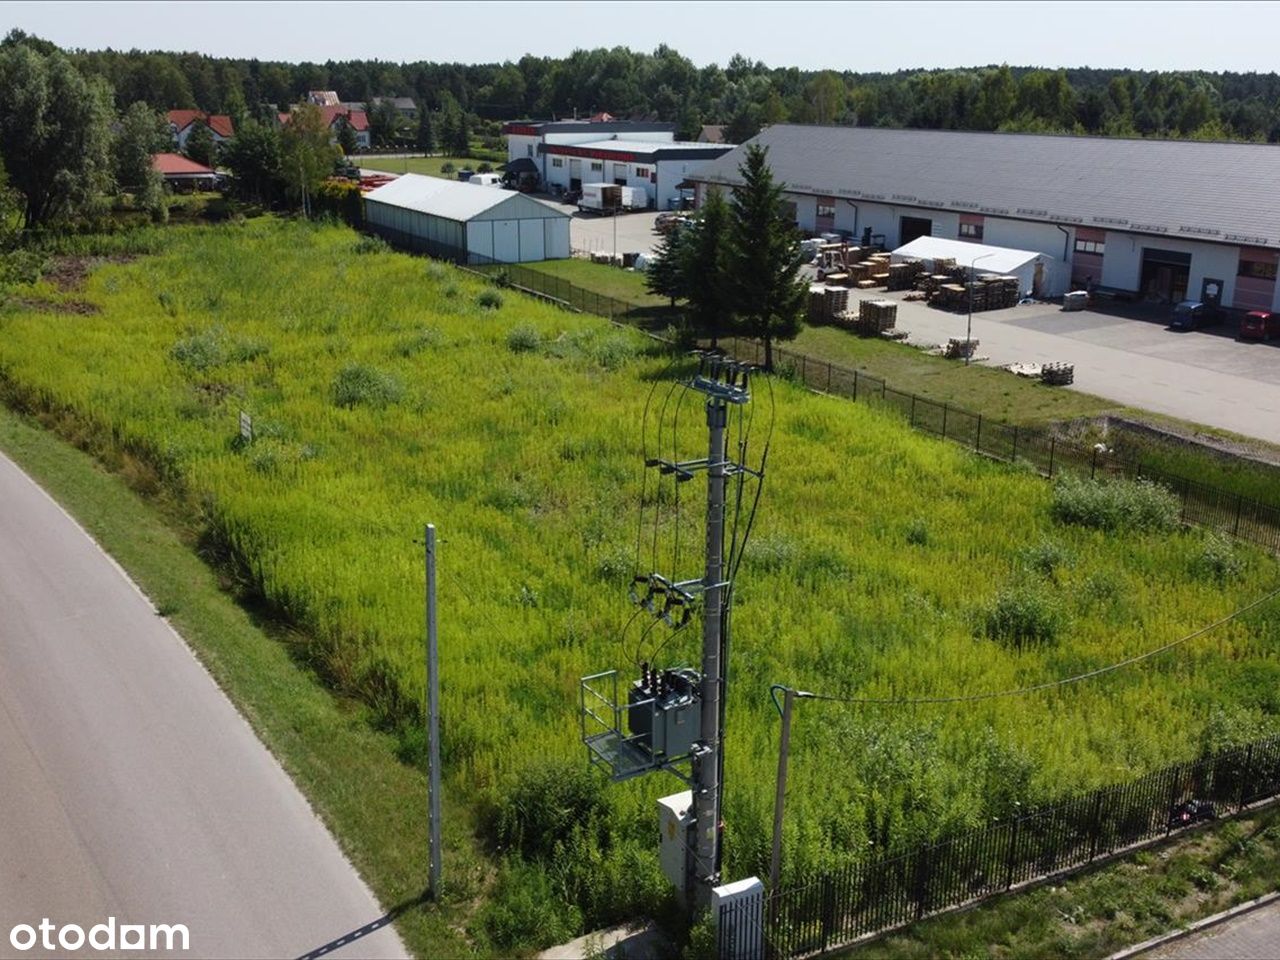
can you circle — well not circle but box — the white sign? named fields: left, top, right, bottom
left=239, top=411, right=252, bottom=442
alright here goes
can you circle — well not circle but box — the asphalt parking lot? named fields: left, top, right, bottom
left=860, top=288, right=1280, bottom=445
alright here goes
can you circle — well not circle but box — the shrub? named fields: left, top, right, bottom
left=477, top=161, right=493, bottom=173
left=477, top=288, right=504, bottom=310
left=1050, top=475, right=1179, bottom=533
left=507, top=324, right=541, bottom=353
left=330, top=363, right=404, bottom=409
left=228, top=337, right=270, bottom=363
left=905, top=517, right=929, bottom=546
left=1191, top=532, right=1244, bottom=584
left=171, top=328, right=224, bottom=371
left=393, top=327, right=443, bottom=357
left=983, top=583, right=1063, bottom=648
left=352, top=234, right=388, bottom=255
left=492, top=760, right=605, bottom=860
left=1017, top=538, right=1073, bottom=579
left=440, top=161, right=455, bottom=174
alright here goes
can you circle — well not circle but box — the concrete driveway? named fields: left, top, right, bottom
left=849, top=288, right=1280, bottom=445
left=1144, top=898, right=1280, bottom=959
left=551, top=201, right=660, bottom=259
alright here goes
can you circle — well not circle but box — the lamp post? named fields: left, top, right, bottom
left=966, top=252, right=996, bottom=366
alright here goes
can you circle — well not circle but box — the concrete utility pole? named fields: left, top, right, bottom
left=425, top=524, right=442, bottom=898
left=693, top=394, right=729, bottom=911
left=769, top=686, right=812, bottom=893
left=966, top=252, right=996, bottom=365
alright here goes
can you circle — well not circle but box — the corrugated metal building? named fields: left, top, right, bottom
left=691, top=124, right=1280, bottom=311
left=363, top=174, right=571, bottom=264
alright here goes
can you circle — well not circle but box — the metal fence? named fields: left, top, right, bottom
left=721, top=735, right=1280, bottom=960
left=715, top=337, right=1280, bottom=555
left=465, top=260, right=677, bottom=328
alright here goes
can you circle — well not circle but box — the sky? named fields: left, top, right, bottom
left=3, top=0, right=1277, bottom=73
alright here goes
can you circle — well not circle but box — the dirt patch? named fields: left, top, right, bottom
left=8, top=295, right=101, bottom=315
left=44, top=254, right=136, bottom=292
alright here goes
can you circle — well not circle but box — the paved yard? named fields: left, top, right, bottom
left=1146, top=899, right=1280, bottom=959
left=853, top=289, right=1280, bottom=445
left=554, top=201, right=660, bottom=259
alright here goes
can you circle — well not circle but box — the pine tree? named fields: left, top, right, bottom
left=685, top=187, right=732, bottom=345
left=416, top=107, right=435, bottom=153
left=725, top=144, right=806, bottom=370
left=645, top=221, right=690, bottom=307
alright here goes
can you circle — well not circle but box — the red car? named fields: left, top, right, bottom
left=1240, top=310, right=1280, bottom=341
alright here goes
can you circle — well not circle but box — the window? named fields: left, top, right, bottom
left=551, top=157, right=564, bottom=168
left=1074, top=238, right=1105, bottom=256
left=959, top=222, right=984, bottom=240
left=590, top=161, right=603, bottom=172
left=1238, top=259, right=1278, bottom=280
left=816, top=202, right=836, bottom=219
left=526, top=145, right=533, bottom=157
left=635, top=166, right=650, bottom=179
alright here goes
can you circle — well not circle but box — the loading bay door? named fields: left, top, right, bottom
left=900, top=216, right=933, bottom=246
left=1140, top=248, right=1191, bottom=304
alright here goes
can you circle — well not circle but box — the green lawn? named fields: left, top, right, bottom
left=359, top=155, right=497, bottom=178
left=519, top=257, right=669, bottom=307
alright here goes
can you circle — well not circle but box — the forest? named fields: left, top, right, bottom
left=22, top=27, right=1280, bottom=144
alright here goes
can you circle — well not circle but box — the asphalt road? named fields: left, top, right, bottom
left=0, top=453, right=407, bottom=959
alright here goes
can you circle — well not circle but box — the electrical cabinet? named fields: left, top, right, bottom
left=657, top=790, right=694, bottom=895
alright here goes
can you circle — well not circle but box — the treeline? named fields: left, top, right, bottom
left=24, top=27, right=1280, bottom=144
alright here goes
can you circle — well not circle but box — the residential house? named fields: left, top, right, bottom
left=167, top=110, right=235, bottom=152
left=279, top=104, right=371, bottom=150
left=307, top=90, right=341, bottom=107
left=152, top=152, right=218, bottom=191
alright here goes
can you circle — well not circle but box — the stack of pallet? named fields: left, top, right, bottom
left=945, top=337, right=979, bottom=359
left=886, top=259, right=924, bottom=291
left=825, top=286, right=850, bottom=321
left=977, top=274, right=1021, bottom=310
left=808, top=284, right=831, bottom=323
left=1041, top=362, right=1075, bottom=385
left=934, top=283, right=969, bottom=311
left=855, top=298, right=897, bottom=335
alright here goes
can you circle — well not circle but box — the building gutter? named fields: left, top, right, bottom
left=1056, top=224, right=1071, bottom=260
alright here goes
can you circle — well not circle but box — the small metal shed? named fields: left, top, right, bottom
left=363, top=173, right=571, bottom=264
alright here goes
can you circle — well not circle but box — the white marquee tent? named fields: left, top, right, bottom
left=890, top=235, right=1069, bottom=298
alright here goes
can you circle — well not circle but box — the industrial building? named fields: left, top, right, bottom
left=503, top=117, right=734, bottom=210
left=363, top=173, right=570, bottom=264
left=691, top=124, right=1280, bottom=312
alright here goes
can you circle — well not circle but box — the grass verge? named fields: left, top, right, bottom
left=359, top=154, right=497, bottom=178
left=0, top=403, right=483, bottom=960
left=842, top=805, right=1280, bottom=959
left=519, top=257, right=669, bottom=307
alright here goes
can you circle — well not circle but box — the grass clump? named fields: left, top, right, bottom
left=330, top=363, right=403, bottom=409
left=506, top=324, right=541, bottom=353
left=1018, top=538, right=1073, bottom=579
left=352, top=234, right=389, bottom=255
left=983, top=582, right=1064, bottom=648
left=171, top=327, right=225, bottom=371
left=1190, top=532, right=1244, bottom=584
left=476, top=288, right=504, bottom=310
left=1050, top=475, right=1180, bottom=533
left=905, top=517, right=929, bottom=546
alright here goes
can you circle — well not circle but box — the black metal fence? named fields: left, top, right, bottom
left=466, top=260, right=677, bottom=328
left=720, top=735, right=1280, bottom=959
left=717, top=336, right=1280, bottom=556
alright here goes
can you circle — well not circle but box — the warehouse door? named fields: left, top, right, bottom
left=900, top=216, right=932, bottom=246
left=1140, top=248, right=1191, bottom=304
left=569, top=158, right=582, bottom=191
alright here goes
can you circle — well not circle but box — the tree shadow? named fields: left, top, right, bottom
left=295, top=889, right=430, bottom=960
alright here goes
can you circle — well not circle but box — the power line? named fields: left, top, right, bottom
left=796, top=583, right=1280, bottom=708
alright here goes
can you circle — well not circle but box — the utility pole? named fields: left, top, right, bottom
left=692, top=388, right=729, bottom=910
left=769, top=686, right=811, bottom=893
left=425, top=524, right=442, bottom=898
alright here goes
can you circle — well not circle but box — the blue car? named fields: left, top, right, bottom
left=1169, top=300, right=1218, bottom=331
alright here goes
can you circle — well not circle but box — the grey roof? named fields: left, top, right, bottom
left=511, top=119, right=675, bottom=135
left=363, top=173, right=568, bottom=222
left=691, top=124, right=1280, bottom=248
left=552, top=138, right=734, bottom=158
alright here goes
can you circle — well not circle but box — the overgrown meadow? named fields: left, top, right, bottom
left=2, top=219, right=1278, bottom=948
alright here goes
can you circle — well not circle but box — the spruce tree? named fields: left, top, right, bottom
left=645, top=221, right=690, bottom=307
left=725, top=144, right=806, bottom=370
left=416, top=107, right=435, bottom=153
left=685, top=187, right=732, bottom=345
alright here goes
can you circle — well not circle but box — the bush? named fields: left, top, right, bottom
left=905, top=517, right=929, bottom=546
left=492, top=760, right=605, bottom=860
left=477, top=161, right=493, bottom=173
left=507, top=324, right=541, bottom=353
left=171, top=328, right=225, bottom=371
left=1017, top=538, right=1073, bottom=579
left=477, top=288, right=504, bottom=310
left=983, top=582, right=1063, bottom=648
left=440, top=161, right=455, bottom=174
left=1050, top=475, right=1179, bottom=533
left=330, top=363, right=404, bottom=409
left=1191, top=532, right=1244, bottom=584
left=352, top=234, right=388, bottom=255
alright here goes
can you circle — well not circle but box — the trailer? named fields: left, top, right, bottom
left=579, top=183, right=648, bottom=214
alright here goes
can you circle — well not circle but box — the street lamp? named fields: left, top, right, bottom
left=966, top=252, right=997, bottom=366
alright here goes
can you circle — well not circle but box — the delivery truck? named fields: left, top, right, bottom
left=578, top=182, right=647, bottom=214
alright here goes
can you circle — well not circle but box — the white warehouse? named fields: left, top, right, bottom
left=363, top=174, right=571, bottom=264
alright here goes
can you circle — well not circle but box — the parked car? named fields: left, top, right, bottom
left=654, top=212, right=691, bottom=235
left=562, top=188, right=581, bottom=207
left=1240, top=310, right=1280, bottom=341
left=1169, top=300, right=1219, bottom=331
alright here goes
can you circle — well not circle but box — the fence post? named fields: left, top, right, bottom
left=1181, top=477, right=1189, bottom=523
left=1091, top=444, right=1098, bottom=480
left=1048, top=437, right=1056, bottom=478
left=1165, top=766, right=1184, bottom=836
left=941, top=404, right=949, bottom=440
left=1088, top=791, right=1105, bottom=861
left=1234, top=493, right=1244, bottom=536
left=1011, top=426, right=1019, bottom=464
left=1004, top=814, right=1021, bottom=890
left=827, top=361, right=833, bottom=393
left=852, top=370, right=858, bottom=402
left=881, top=379, right=886, bottom=400
left=801, top=354, right=807, bottom=384
left=820, top=874, right=836, bottom=954
left=1238, top=743, right=1255, bottom=813
left=913, top=847, right=932, bottom=920
left=910, top=395, right=916, bottom=427
left=975, top=414, right=982, bottom=453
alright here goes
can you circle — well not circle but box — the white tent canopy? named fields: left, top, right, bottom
left=890, top=235, right=1069, bottom=298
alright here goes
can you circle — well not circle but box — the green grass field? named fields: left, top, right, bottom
left=359, top=154, right=497, bottom=178
left=2, top=219, right=1278, bottom=950
left=519, top=257, right=669, bottom=307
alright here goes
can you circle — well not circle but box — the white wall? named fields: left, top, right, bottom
left=981, top=219, right=1073, bottom=261
left=545, top=219, right=571, bottom=259
left=506, top=134, right=540, bottom=164
left=1100, top=232, right=1241, bottom=305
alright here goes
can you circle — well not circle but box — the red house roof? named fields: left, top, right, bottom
left=167, top=109, right=234, bottom=138
left=152, top=152, right=216, bottom=176
left=279, top=105, right=369, bottom=132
